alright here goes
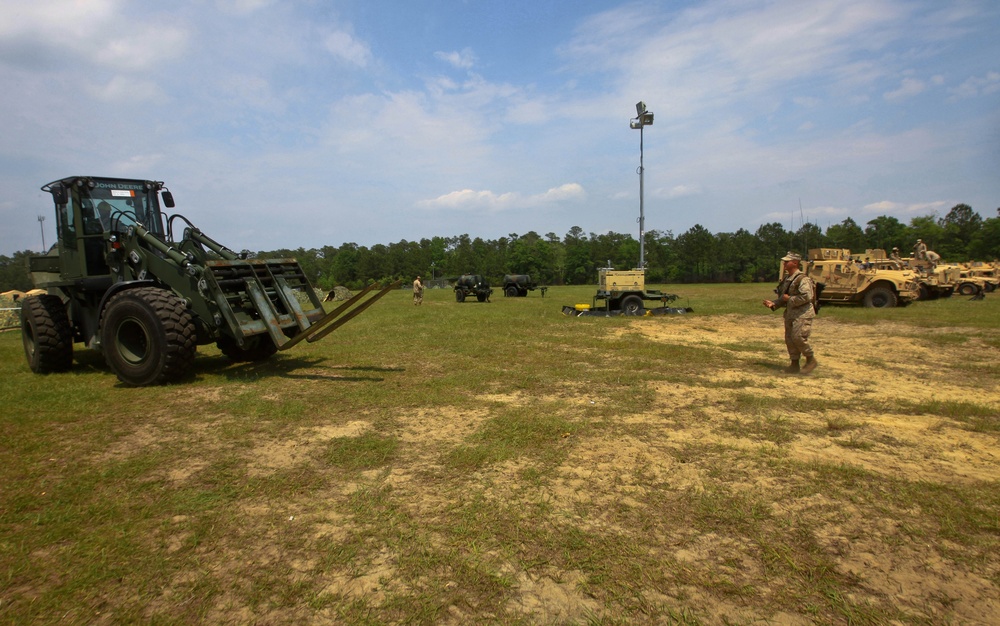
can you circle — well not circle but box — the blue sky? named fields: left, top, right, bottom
left=2, top=0, right=998, bottom=256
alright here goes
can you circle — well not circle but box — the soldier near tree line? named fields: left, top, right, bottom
left=762, top=252, right=818, bottom=375
left=412, top=275, right=424, bottom=306
left=913, top=239, right=928, bottom=261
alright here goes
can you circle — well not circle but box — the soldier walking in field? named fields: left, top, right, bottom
left=413, top=275, right=424, bottom=305
left=762, top=252, right=818, bottom=374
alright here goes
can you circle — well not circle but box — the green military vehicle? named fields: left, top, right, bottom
left=453, top=274, right=493, bottom=302
left=802, top=248, right=919, bottom=308
left=20, top=176, right=396, bottom=386
left=501, top=274, right=538, bottom=297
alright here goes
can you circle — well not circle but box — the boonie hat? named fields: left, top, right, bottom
left=780, top=252, right=801, bottom=262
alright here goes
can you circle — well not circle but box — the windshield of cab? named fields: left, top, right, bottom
left=81, top=179, right=166, bottom=236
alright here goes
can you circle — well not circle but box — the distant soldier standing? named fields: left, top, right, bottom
left=413, top=275, right=424, bottom=305
left=913, top=239, right=927, bottom=261
left=762, top=252, right=818, bottom=374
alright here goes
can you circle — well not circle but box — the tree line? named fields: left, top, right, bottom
left=2, top=204, right=998, bottom=293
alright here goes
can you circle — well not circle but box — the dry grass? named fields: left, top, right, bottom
left=1, top=284, right=999, bottom=624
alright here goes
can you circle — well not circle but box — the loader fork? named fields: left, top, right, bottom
left=280, top=281, right=401, bottom=350
left=205, top=258, right=399, bottom=350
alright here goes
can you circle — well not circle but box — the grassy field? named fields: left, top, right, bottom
left=1, top=284, right=998, bottom=624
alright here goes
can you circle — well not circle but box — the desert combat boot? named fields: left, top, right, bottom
left=784, top=359, right=800, bottom=374
left=801, top=356, right=818, bottom=374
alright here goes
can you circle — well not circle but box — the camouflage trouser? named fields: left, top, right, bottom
left=784, top=317, right=814, bottom=360
left=413, top=292, right=423, bottom=305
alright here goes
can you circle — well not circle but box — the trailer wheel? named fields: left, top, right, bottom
left=21, top=294, right=74, bottom=374
left=505, top=286, right=519, bottom=297
left=620, top=295, right=645, bottom=315
left=455, top=289, right=466, bottom=302
left=100, top=287, right=196, bottom=386
left=217, top=334, right=278, bottom=362
left=862, top=286, right=897, bottom=308
left=477, top=293, right=489, bottom=302
left=957, top=283, right=978, bottom=296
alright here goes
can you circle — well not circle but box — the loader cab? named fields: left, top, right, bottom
left=44, top=176, right=169, bottom=279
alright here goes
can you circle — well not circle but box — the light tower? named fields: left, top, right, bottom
left=629, top=101, right=654, bottom=269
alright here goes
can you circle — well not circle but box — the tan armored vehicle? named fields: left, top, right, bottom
left=865, top=248, right=956, bottom=300
left=800, top=248, right=920, bottom=308
left=963, top=262, right=999, bottom=293
left=934, top=263, right=991, bottom=296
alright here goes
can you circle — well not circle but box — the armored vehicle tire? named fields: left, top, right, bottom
left=917, top=284, right=930, bottom=301
left=620, top=295, right=645, bottom=314
left=862, top=286, right=897, bottom=308
left=455, top=289, right=466, bottom=302
left=21, top=294, right=74, bottom=374
left=505, top=286, right=519, bottom=297
left=217, top=334, right=278, bottom=362
left=100, top=287, right=197, bottom=386
left=958, top=283, right=978, bottom=296
left=477, top=293, right=488, bottom=302
left=986, top=283, right=997, bottom=293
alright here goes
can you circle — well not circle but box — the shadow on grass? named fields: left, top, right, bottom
left=69, top=345, right=403, bottom=386
left=193, top=354, right=403, bottom=383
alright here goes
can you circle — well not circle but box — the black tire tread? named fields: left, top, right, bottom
left=21, top=294, right=73, bottom=373
left=101, top=287, right=196, bottom=385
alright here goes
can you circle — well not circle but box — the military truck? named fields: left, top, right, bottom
left=861, top=249, right=956, bottom=300
left=594, top=268, right=681, bottom=314
left=963, top=262, right=999, bottom=292
left=501, top=274, right=538, bottom=297
left=20, top=175, right=397, bottom=386
left=801, top=248, right=919, bottom=308
left=453, top=274, right=493, bottom=302
left=935, top=263, right=990, bottom=296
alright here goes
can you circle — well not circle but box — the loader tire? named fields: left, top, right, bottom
left=21, top=294, right=74, bottom=374
left=863, top=286, right=897, bottom=308
left=100, top=287, right=196, bottom=386
left=217, top=334, right=278, bottom=362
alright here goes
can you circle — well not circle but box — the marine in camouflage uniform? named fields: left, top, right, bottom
left=412, top=276, right=424, bottom=305
left=762, top=252, right=818, bottom=374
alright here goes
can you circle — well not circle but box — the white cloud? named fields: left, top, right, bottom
left=653, top=185, right=702, bottom=199
left=216, top=0, right=276, bottom=15
left=434, top=48, right=477, bottom=69
left=862, top=200, right=949, bottom=215
left=323, top=30, right=371, bottom=67
left=949, top=71, right=1000, bottom=100
left=418, top=183, right=585, bottom=212
left=883, top=77, right=925, bottom=101
left=88, top=75, right=163, bottom=102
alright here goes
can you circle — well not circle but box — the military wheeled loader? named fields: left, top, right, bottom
left=21, top=176, right=398, bottom=386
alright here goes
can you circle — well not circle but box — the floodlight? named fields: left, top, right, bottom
left=635, top=101, right=646, bottom=116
